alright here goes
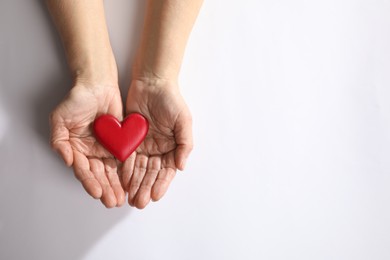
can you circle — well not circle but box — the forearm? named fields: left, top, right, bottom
left=133, top=0, right=203, bottom=82
left=46, top=0, right=117, bottom=85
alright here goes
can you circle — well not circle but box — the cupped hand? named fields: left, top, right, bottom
left=122, top=79, right=193, bottom=209
left=50, top=84, right=125, bottom=208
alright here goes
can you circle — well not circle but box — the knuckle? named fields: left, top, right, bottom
left=135, top=156, right=148, bottom=170
left=139, top=182, right=153, bottom=191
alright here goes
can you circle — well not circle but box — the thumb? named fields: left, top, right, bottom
left=108, top=91, right=124, bottom=121
left=174, top=113, right=193, bottom=171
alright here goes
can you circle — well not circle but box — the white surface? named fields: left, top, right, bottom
left=1, top=0, right=390, bottom=259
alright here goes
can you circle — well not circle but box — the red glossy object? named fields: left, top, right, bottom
left=93, top=113, right=149, bottom=162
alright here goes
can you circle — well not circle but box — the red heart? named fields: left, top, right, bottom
left=93, top=113, right=148, bottom=162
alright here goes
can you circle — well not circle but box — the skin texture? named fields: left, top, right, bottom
left=46, top=0, right=124, bottom=208
left=122, top=0, right=203, bottom=209
left=122, top=79, right=193, bottom=209
left=50, top=84, right=125, bottom=208
left=47, top=0, right=203, bottom=209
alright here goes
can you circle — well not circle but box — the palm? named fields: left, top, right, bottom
left=50, top=85, right=125, bottom=208
left=122, top=80, right=193, bottom=209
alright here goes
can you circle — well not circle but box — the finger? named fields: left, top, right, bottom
left=151, top=167, right=176, bottom=202
left=128, top=154, right=148, bottom=207
left=73, top=151, right=102, bottom=199
left=90, top=143, right=115, bottom=159
left=91, top=90, right=124, bottom=159
left=50, top=113, right=73, bottom=166
left=174, top=113, right=193, bottom=171
left=134, top=156, right=161, bottom=209
left=103, top=158, right=125, bottom=207
left=52, top=140, right=73, bottom=167
left=121, top=152, right=136, bottom=191
left=108, top=89, right=124, bottom=121
left=89, top=158, right=117, bottom=208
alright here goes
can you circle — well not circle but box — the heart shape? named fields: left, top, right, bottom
left=93, top=113, right=149, bottom=162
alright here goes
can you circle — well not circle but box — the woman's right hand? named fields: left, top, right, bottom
left=50, top=83, right=125, bottom=208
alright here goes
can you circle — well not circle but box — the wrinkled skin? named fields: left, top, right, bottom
left=122, top=79, right=193, bottom=209
left=50, top=84, right=125, bottom=208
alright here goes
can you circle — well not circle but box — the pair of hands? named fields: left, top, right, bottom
left=50, top=79, right=193, bottom=209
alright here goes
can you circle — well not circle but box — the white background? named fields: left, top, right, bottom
left=1, top=0, right=390, bottom=259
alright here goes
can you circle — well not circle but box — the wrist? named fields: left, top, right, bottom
left=130, top=74, right=179, bottom=92
left=132, top=58, right=180, bottom=84
left=71, top=53, right=118, bottom=88
left=131, top=64, right=179, bottom=88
